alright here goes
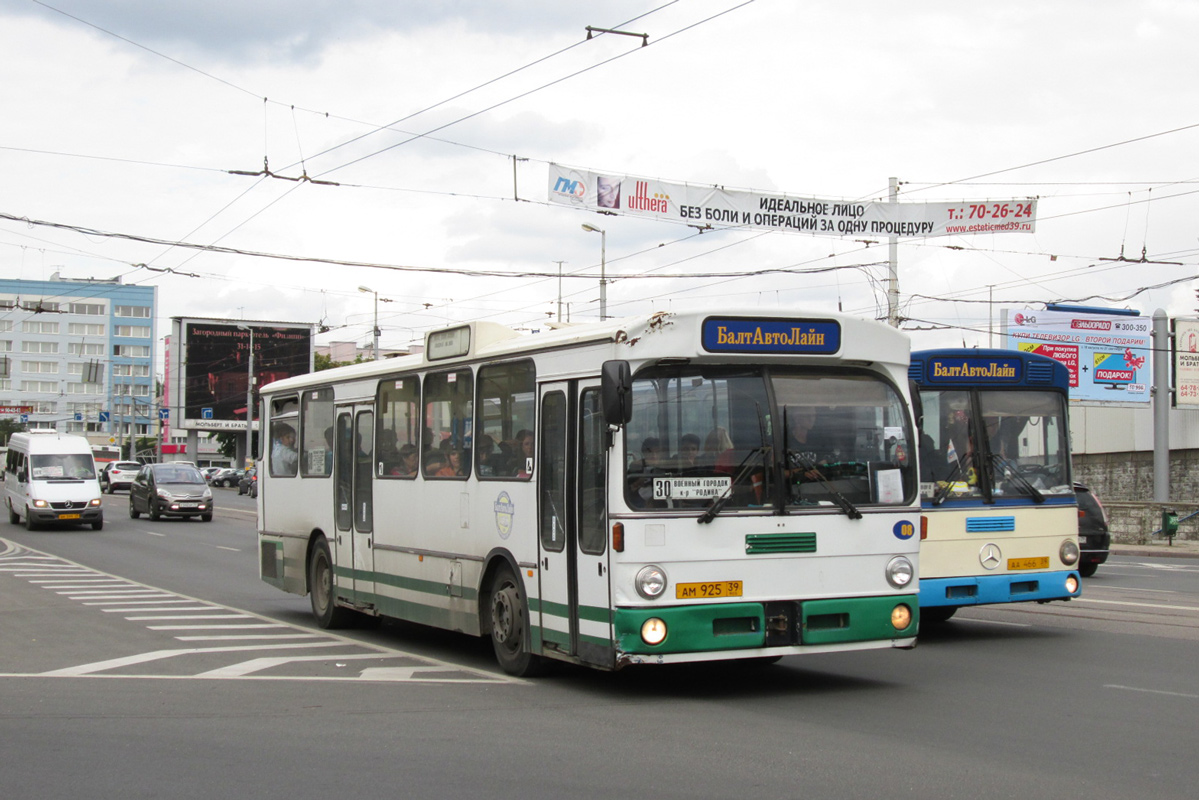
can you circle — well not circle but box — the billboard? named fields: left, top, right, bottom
left=1174, top=318, right=1199, bottom=407
left=1002, top=307, right=1151, bottom=405
left=169, top=318, right=313, bottom=431
left=548, top=164, right=1037, bottom=238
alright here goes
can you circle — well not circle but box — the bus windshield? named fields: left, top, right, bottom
left=624, top=366, right=915, bottom=514
left=30, top=454, right=96, bottom=481
left=918, top=388, right=1072, bottom=502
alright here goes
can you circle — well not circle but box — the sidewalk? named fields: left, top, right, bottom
left=1110, top=538, right=1199, bottom=559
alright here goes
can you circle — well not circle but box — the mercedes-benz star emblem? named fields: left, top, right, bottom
left=979, top=543, right=1002, bottom=570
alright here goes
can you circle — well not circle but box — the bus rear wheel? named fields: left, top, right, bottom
left=488, top=564, right=544, bottom=677
left=308, top=536, right=352, bottom=629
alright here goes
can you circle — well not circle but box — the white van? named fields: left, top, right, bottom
left=4, top=431, right=104, bottom=530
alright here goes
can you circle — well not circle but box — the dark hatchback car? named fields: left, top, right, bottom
left=1075, top=483, right=1110, bottom=577
left=238, top=467, right=258, bottom=498
left=129, top=463, right=214, bottom=521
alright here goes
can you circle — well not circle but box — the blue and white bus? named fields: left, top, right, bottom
left=910, top=348, right=1081, bottom=622
left=256, top=309, right=922, bottom=674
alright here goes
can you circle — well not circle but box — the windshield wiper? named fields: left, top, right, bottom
left=989, top=453, right=1045, bottom=503
left=931, top=458, right=964, bottom=506
left=697, top=446, right=767, bottom=524
left=792, top=453, right=862, bottom=520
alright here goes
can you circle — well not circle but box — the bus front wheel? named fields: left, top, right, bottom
left=488, top=564, right=544, bottom=677
left=922, top=606, right=957, bottom=624
left=308, top=537, right=352, bottom=629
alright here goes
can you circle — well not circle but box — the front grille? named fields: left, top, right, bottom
left=966, top=516, right=1015, bottom=533
left=50, top=501, right=86, bottom=510
left=746, top=532, right=817, bottom=555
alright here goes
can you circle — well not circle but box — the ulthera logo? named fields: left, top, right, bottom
left=553, top=176, right=586, bottom=199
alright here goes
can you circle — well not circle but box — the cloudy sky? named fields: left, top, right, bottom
left=3, top=0, right=1199, bottom=358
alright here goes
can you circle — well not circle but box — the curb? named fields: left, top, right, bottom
left=1110, top=544, right=1199, bottom=559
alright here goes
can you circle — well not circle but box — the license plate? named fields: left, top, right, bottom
left=676, top=581, right=743, bottom=599
left=1008, top=556, right=1049, bottom=570
left=58, top=513, right=81, bottom=520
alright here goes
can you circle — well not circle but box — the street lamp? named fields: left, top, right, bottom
left=581, top=224, right=607, bottom=320
left=358, top=285, right=393, bottom=360
left=236, top=325, right=254, bottom=468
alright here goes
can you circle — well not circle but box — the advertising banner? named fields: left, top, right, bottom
left=1003, top=309, right=1151, bottom=405
left=548, top=164, right=1037, bottom=238
left=1173, top=319, right=1199, bottom=407
left=169, top=319, right=313, bottom=431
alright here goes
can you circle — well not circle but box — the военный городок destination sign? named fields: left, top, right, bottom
left=548, top=165, right=1037, bottom=238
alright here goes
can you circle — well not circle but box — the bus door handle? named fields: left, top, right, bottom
left=542, top=557, right=549, bottom=570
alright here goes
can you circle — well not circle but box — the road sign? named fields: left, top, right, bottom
left=202, top=408, right=213, bottom=419
left=159, top=408, right=169, bottom=420
left=99, top=411, right=110, bottom=422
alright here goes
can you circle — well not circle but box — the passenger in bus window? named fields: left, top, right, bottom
left=440, top=449, right=464, bottom=477
left=390, top=444, right=418, bottom=477
left=702, top=426, right=735, bottom=473
left=475, top=434, right=496, bottom=477
left=424, top=451, right=445, bottom=475
left=629, top=437, right=665, bottom=505
left=272, top=423, right=298, bottom=474
left=378, top=427, right=399, bottom=465
left=515, top=429, right=534, bottom=477
left=673, top=433, right=701, bottom=471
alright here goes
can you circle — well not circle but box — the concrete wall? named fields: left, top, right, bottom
left=1073, top=449, right=1199, bottom=544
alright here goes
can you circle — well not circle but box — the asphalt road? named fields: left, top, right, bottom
left=2, top=488, right=1197, bottom=800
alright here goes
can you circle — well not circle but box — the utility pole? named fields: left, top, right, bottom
left=553, top=261, right=566, bottom=321
left=237, top=325, right=255, bottom=467
left=886, top=177, right=900, bottom=327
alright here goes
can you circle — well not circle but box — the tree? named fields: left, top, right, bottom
left=0, top=418, right=26, bottom=447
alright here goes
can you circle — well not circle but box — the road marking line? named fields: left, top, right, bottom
left=106, top=606, right=220, bottom=613
left=173, top=634, right=324, bottom=641
left=196, top=653, right=399, bottom=678
left=38, top=642, right=355, bottom=676
left=147, top=624, right=289, bottom=630
left=124, top=614, right=251, bottom=620
left=958, top=618, right=1031, bottom=627
left=1105, top=684, right=1199, bottom=699
left=215, top=546, right=240, bottom=552
left=1073, top=597, right=1199, bottom=612
left=90, top=600, right=206, bottom=607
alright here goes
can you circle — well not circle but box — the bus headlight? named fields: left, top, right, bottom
left=1065, top=575, right=1079, bottom=594
left=1059, top=539, right=1080, bottom=566
left=641, top=618, right=667, bottom=645
left=891, top=604, right=913, bottom=630
left=635, top=565, right=667, bottom=600
left=885, top=556, right=914, bottom=589
left=89, top=498, right=102, bottom=507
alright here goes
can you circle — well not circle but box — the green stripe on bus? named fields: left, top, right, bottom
left=333, top=565, right=479, bottom=602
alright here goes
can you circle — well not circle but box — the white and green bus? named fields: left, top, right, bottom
left=256, top=309, right=921, bottom=675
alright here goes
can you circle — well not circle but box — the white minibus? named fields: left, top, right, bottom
left=4, top=431, right=104, bottom=530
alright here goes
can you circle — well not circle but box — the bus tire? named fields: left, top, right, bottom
left=308, top=536, right=352, bottom=629
left=922, top=606, right=957, bottom=624
left=91, top=519, right=103, bottom=531
left=24, top=508, right=37, bottom=531
left=488, top=564, right=544, bottom=677
left=8, top=501, right=19, bottom=525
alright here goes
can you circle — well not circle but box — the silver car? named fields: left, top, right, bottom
left=128, top=463, right=214, bottom=522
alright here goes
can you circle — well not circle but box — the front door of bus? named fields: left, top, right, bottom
left=334, top=407, right=375, bottom=607
left=538, top=381, right=611, bottom=669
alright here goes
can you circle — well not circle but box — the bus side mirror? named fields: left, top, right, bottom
left=601, top=360, right=632, bottom=426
